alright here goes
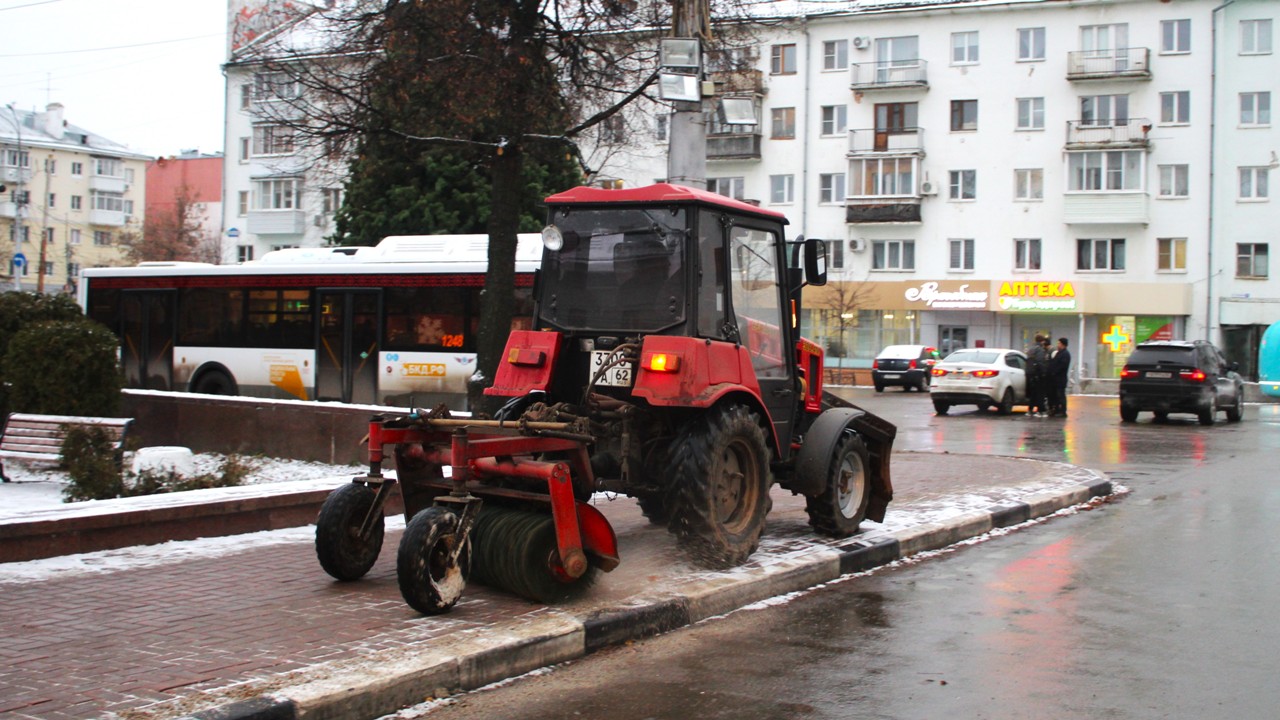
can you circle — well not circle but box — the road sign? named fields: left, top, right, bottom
left=227, top=228, right=240, bottom=238
left=12, top=252, right=26, bottom=269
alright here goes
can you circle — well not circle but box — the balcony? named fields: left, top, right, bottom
left=707, top=132, right=761, bottom=160
left=0, top=166, right=33, bottom=184
left=248, top=209, right=306, bottom=235
left=1065, top=119, right=1152, bottom=150
left=845, top=197, right=922, bottom=224
left=89, top=174, right=126, bottom=193
left=1063, top=192, right=1149, bottom=225
left=707, top=68, right=764, bottom=95
left=0, top=200, right=16, bottom=219
left=89, top=208, right=125, bottom=227
left=1066, top=48, right=1151, bottom=81
left=850, top=60, right=928, bottom=92
left=846, top=127, right=925, bottom=157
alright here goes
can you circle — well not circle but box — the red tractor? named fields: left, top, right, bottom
left=314, top=184, right=895, bottom=614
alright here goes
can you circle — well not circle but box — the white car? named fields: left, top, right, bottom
left=929, top=348, right=1029, bottom=415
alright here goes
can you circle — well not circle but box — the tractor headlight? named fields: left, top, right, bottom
left=541, top=225, right=564, bottom=252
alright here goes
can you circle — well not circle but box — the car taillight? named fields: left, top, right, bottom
left=909, top=359, right=917, bottom=369
left=970, top=369, right=999, bottom=378
left=872, top=359, right=880, bottom=369
left=932, top=367, right=948, bottom=377
left=1180, top=368, right=1207, bottom=382
left=1120, top=366, right=1138, bottom=379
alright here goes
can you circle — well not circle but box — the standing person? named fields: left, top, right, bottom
left=1049, top=337, right=1072, bottom=417
left=1025, top=334, right=1049, bottom=417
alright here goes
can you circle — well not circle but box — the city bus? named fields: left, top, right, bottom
left=1260, top=320, right=1280, bottom=398
left=79, top=234, right=541, bottom=408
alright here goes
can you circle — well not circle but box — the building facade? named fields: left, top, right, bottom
left=2, top=103, right=147, bottom=293
left=145, top=151, right=224, bottom=261
left=601, top=0, right=1277, bottom=380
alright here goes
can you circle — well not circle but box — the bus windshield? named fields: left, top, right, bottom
left=539, top=208, right=688, bottom=332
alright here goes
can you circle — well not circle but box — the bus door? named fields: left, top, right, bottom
left=316, top=290, right=380, bottom=404
left=121, top=290, right=175, bottom=390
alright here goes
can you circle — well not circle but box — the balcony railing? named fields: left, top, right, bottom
left=0, top=200, right=17, bottom=219
left=847, top=127, right=925, bottom=155
left=1065, top=118, right=1152, bottom=148
left=1, top=166, right=33, bottom=184
left=707, top=132, right=762, bottom=160
left=89, top=208, right=125, bottom=227
left=89, top=174, right=127, bottom=194
left=707, top=68, right=765, bottom=95
left=850, top=60, right=928, bottom=91
left=248, top=209, right=306, bottom=235
left=1066, top=48, right=1151, bottom=80
left=845, top=198, right=922, bottom=224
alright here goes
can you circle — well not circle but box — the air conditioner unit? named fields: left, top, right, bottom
left=849, top=237, right=867, bottom=253
left=852, top=36, right=871, bottom=50
left=920, top=181, right=937, bottom=196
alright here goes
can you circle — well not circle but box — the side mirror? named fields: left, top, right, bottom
left=804, top=237, right=827, bottom=287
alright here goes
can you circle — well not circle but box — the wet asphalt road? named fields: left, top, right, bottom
left=402, top=392, right=1280, bottom=720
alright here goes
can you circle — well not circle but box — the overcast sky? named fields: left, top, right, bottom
left=3, top=0, right=228, bottom=158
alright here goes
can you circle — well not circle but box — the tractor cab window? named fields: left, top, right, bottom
left=540, top=207, right=688, bottom=332
left=729, top=226, right=788, bottom=379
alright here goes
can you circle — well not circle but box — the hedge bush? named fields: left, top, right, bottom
left=4, top=319, right=122, bottom=417
left=0, top=292, right=88, bottom=416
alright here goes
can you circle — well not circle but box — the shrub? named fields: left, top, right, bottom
left=61, top=425, right=124, bottom=502
left=0, top=292, right=87, bottom=416
left=5, top=319, right=122, bottom=417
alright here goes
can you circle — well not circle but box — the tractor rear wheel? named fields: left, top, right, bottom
left=397, top=507, right=470, bottom=614
left=804, top=434, right=871, bottom=537
left=315, top=482, right=384, bottom=581
left=667, top=404, right=772, bottom=569
left=636, top=493, right=670, bottom=525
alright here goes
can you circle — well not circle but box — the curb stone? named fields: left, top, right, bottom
left=183, top=469, right=1113, bottom=720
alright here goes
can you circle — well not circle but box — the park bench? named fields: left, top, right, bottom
left=0, top=413, right=133, bottom=482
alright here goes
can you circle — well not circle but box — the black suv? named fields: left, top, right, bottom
left=1119, top=340, right=1245, bottom=425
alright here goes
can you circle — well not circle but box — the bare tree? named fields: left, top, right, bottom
left=816, top=278, right=874, bottom=383
left=121, top=184, right=220, bottom=264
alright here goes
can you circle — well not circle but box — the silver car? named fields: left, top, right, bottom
left=929, top=348, right=1029, bottom=415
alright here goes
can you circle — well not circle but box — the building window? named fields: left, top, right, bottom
left=1077, top=238, right=1125, bottom=271
left=1159, top=165, right=1189, bottom=197
left=1158, top=238, right=1187, bottom=272
left=67, top=261, right=80, bottom=278
left=253, top=72, right=300, bottom=102
left=70, top=161, right=83, bottom=176
left=707, top=176, right=745, bottom=200
left=91, top=191, right=124, bottom=212
left=819, top=173, right=846, bottom=203
left=2, top=149, right=30, bottom=167
left=1014, top=238, right=1041, bottom=271
left=1241, top=92, right=1271, bottom=126
left=238, top=191, right=249, bottom=216
left=771, top=107, right=796, bottom=139
left=239, top=137, right=250, bottom=163
left=599, top=116, right=625, bottom=144
left=1018, top=27, right=1045, bottom=61
left=770, top=44, right=797, bottom=74
left=240, top=83, right=252, bottom=110
left=770, top=174, right=794, bottom=204
left=820, top=105, right=847, bottom=136
left=1080, top=94, right=1129, bottom=126
left=44, top=158, right=55, bottom=174
left=323, top=187, right=343, bottom=214
left=822, top=40, right=848, bottom=71
left=93, top=230, right=113, bottom=246
left=1015, top=168, right=1044, bottom=200
left=872, top=240, right=915, bottom=271
left=237, top=245, right=255, bottom=263
left=825, top=240, right=844, bottom=270
left=1237, top=243, right=1268, bottom=277
left=1017, top=97, right=1045, bottom=130
left=41, top=261, right=54, bottom=276
left=655, top=114, right=669, bottom=141
left=850, top=158, right=915, bottom=196
left=1069, top=151, right=1143, bottom=191
left=252, top=125, right=295, bottom=156
left=69, top=229, right=80, bottom=245
left=44, top=227, right=55, bottom=244
left=950, top=100, right=978, bottom=131
left=951, top=31, right=979, bottom=64
left=1161, top=19, right=1191, bottom=54
left=47, top=193, right=55, bottom=208
left=1241, top=19, right=1273, bottom=55
left=1160, top=91, right=1191, bottom=125
left=124, top=199, right=133, bottom=216
left=1239, top=167, right=1270, bottom=199
left=948, top=239, right=975, bottom=271
left=948, top=170, right=976, bottom=200
left=93, top=157, right=122, bottom=177
left=70, top=195, right=82, bottom=210
left=124, top=168, right=135, bottom=184
left=254, top=178, right=302, bottom=210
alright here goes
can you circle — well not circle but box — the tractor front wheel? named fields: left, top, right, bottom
left=397, top=507, right=470, bottom=615
left=315, top=482, right=385, bottom=581
left=667, top=405, right=773, bottom=569
left=804, top=434, right=871, bottom=537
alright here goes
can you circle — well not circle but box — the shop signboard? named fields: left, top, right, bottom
left=995, top=281, right=1078, bottom=312
left=902, top=281, right=989, bottom=309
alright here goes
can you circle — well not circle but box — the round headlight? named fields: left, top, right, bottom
left=541, top=225, right=564, bottom=252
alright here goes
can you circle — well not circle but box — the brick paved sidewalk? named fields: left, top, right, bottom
left=0, top=452, right=1107, bottom=720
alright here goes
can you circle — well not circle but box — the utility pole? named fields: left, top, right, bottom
left=666, top=0, right=709, bottom=190
left=6, top=103, right=25, bottom=291
left=36, top=153, right=50, bottom=294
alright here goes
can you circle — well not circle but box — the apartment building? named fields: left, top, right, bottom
left=1, top=103, right=146, bottom=293
left=601, top=0, right=1277, bottom=379
left=146, top=151, right=224, bottom=261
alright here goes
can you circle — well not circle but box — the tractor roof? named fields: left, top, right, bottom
left=545, top=183, right=789, bottom=224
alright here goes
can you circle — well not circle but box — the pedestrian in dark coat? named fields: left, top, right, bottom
left=1025, top=334, right=1050, bottom=416
left=1049, top=337, right=1072, bottom=417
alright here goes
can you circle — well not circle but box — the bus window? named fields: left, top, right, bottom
left=384, top=287, right=471, bottom=351
left=248, top=289, right=312, bottom=348
left=178, top=288, right=245, bottom=346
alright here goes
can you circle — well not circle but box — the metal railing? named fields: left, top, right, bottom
left=850, top=59, right=928, bottom=89
left=1066, top=47, right=1150, bottom=78
left=1065, top=118, right=1153, bottom=146
left=846, top=127, right=925, bottom=154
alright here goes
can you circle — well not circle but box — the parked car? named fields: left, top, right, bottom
left=872, top=345, right=941, bottom=392
left=1118, top=340, right=1245, bottom=425
left=929, top=348, right=1028, bottom=415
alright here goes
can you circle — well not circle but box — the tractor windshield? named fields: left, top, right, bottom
left=539, top=207, right=688, bottom=332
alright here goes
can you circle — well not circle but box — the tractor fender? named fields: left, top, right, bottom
left=789, top=407, right=895, bottom=523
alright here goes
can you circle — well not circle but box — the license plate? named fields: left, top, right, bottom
left=883, top=373, right=901, bottom=379
left=590, top=350, right=634, bottom=387
left=1146, top=371, right=1171, bottom=379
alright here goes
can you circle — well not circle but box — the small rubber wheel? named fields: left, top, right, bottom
left=315, top=483, right=384, bottom=581
left=805, top=434, right=871, bottom=537
left=397, top=507, right=469, bottom=615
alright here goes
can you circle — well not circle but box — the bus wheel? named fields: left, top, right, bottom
left=192, top=369, right=237, bottom=396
